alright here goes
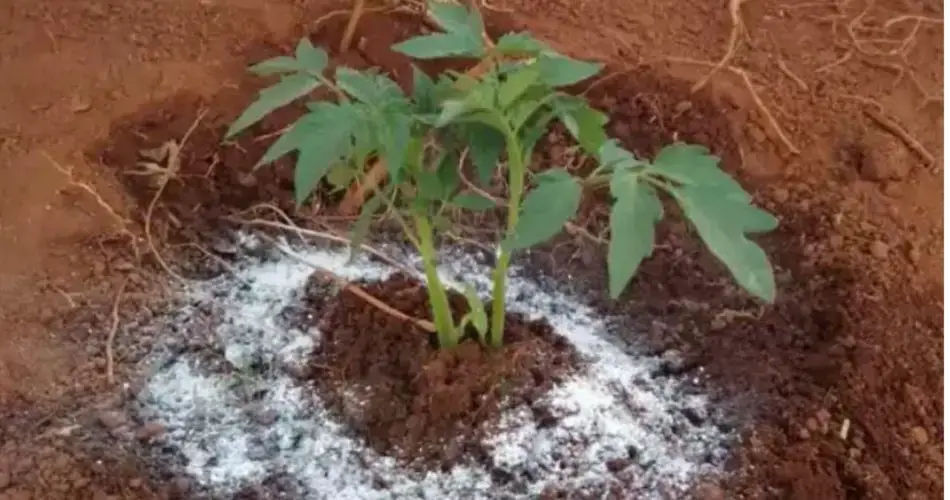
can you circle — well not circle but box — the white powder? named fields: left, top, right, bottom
left=135, top=234, right=731, bottom=499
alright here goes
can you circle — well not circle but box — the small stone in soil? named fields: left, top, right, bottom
left=869, top=240, right=889, bottom=258
left=97, top=410, right=128, bottom=429
left=135, top=421, right=166, bottom=441
left=910, top=426, right=929, bottom=445
left=681, top=404, right=707, bottom=425
left=695, top=482, right=726, bottom=500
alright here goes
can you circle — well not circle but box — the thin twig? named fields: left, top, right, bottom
left=105, top=278, right=129, bottom=385
left=260, top=234, right=436, bottom=333
left=227, top=202, right=417, bottom=276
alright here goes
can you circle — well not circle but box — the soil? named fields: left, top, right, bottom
left=0, top=1, right=942, bottom=500
left=308, top=273, right=578, bottom=469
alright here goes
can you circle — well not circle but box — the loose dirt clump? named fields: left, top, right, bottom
left=309, top=274, right=579, bottom=469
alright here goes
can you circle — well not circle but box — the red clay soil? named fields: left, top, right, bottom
left=0, top=1, right=943, bottom=500
left=308, top=273, right=578, bottom=469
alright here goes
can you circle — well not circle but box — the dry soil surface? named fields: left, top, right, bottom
left=0, top=0, right=942, bottom=499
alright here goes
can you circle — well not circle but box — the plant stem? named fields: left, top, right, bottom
left=488, top=130, right=528, bottom=348
left=413, top=214, right=458, bottom=348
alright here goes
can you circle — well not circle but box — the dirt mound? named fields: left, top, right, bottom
left=0, top=1, right=941, bottom=499
left=309, top=273, right=579, bottom=469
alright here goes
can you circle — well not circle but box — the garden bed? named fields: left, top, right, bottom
left=79, top=7, right=939, bottom=500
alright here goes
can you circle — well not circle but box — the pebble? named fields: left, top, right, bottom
left=869, top=240, right=889, bottom=259
left=135, top=421, right=166, bottom=441
left=605, top=458, right=631, bottom=473
left=97, top=410, right=127, bottom=430
left=815, top=409, right=832, bottom=434
left=695, top=482, right=725, bottom=500
left=237, top=173, right=258, bottom=187
left=170, top=476, right=192, bottom=496
left=747, top=124, right=767, bottom=143
left=773, top=187, right=790, bottom=204
left=828, top=234, right=844, bottom=250
left=910, top=426, right=929, bottom=445
left=908, top=245, right=922, bottom=264
left=681, top=404, right=708, bottom=425
left=674, top=100, right=693, bottom=115
left=0, top=468, right=10, bottom=490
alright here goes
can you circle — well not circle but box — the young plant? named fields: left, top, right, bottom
left=226, top=1, right=778, bottom=350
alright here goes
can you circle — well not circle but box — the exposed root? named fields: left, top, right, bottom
left=690, top=0, right=748, bottom=93
left=105, top=278, right=129, bottom=385
left=816, top=50, right=853, bottom=73
left=129, top=109, right=207, bottom=283
left=260, top=233, right=436, bottom=333
left=809, top=0, right=942, bottom=107
left=43, top=152, right=139, bottom=259
left=838, top=93, right=936, bottom=167
left=339, top=0, right=367, bottom=53
left=664, top=57, right=801, bottom=155
left=863, top=107, right=936, bottom=167
left=229, top=202, right=417, bottom=276
left=777, top=60, right=809, bottom=91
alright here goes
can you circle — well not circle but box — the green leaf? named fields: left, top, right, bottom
left=519, top=109, right=558, bottom=164
left=495, top=32, right=549, bottom=56
left=226, top=73, right=322, bottom=139
left=378, top=111, right=413, bottom=181
left=461, top=284, right=488, bottom=338
left=435, top=148, right=461, bottom=195
left=417, top=170, right=446, bottom=201
left=597, top=140, right=644, bottom=170
left=432, top=213, right=453, bottom=232
left=607, top=176, right=664, bottom=299
left=498, top=65, right=542, bottom=109
left=411, top=65, right=438, bottom=113
left=391, top=33, right=484, bottom=60
left=294, top=143, right=334, bottom=205
left=428, top=0, right=480, bottom=33
left=670, top=184, right=777, bottom=302
left=255, top=116, right=312, bottom=168
left=534, top=167, right=575, bottom=184
left=503, top=169, right=581, bottom=250
left=289, top=102, right=361, bottom=204
left=294, top=38, right=329, bottom=73
left=452, top=192, right=496, bottom=210
left=552, top=95, right=609, bottom=155
left=537, top=55, right=603, bottom=87
left=326, top=164, right=355, bottom=191
left=349, top=191, right=386, bottom=261
left=458, top=123, right=505, bottom=184
left=506, top=86, right=555, bottom=132
left=248, top=56, right=300, bottom=76
left=335, top=67, right=405, bottom=109
left=650, top=143, right=751, bottom=202
left=435, top=99, right=474, bottom=127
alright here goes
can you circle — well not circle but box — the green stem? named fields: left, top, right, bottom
left=413, top=214, right=458, bottom=348
left=489, top=130, right=528, bottom=348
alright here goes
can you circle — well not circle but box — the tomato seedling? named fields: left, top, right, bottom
left=226, top=1, right=778, bottom=349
